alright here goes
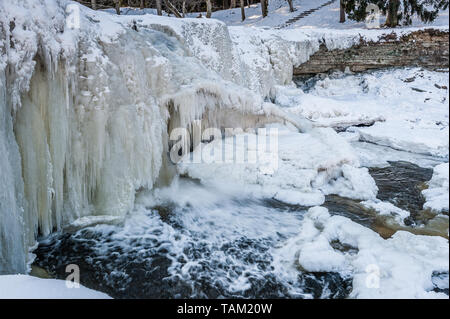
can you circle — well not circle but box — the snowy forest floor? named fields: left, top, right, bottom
left=105, top=0, right=450, bottom=30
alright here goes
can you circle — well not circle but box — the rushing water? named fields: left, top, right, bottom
left=32, top=160, right=447, bottom=298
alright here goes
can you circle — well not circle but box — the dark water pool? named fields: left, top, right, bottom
left=32, top=161, right=447, bottom=298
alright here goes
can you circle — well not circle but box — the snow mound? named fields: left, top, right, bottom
left=279, top=68, right=448, bottom=158
left=0, top=275, right=110, bottom=299
left=361, top=200, right=410, bottom=225
left=277, top=206, right=449, bottom=299
left=178, top=125, right=378, bottom=206
left=423, top=163, right=449, bottom=214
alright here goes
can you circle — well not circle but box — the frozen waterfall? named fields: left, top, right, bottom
left=1, top=0, right=434, bottom=276
left=0, top=0, right=319, bottom=274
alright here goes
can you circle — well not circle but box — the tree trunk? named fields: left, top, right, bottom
left=261, top=0, right=268, bottom=18
left=230, top=0, right=236, bottom=9
left=206, top=0, right=212, bottom=18
left=163, top=0, right=183, bottom=17
left=156, top=0, right=162, bottom=15
left=287, top=0, right=294, bottom=13
left=91, top=0, right=97, bottom=10
left=240, top=0, right=245, bottom=21
left=182, top=0, right=186, bottom=17
left=386, top=0, right=400, bottom=27
left=114, top=0, right=121, bottom=15
left=340, top=0, right=345, bottom=23
left=140, top=0, right=144, bottom=10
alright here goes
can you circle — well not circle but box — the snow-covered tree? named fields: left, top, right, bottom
left=343, top=0, right=449, bottom=27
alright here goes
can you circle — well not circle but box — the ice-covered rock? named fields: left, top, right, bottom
left=361, top=200, right=411, bottom=225
left=423, top=163, right=449, bottom=214
left=275, top=207, right=449, bottom=299
left=178, top=125, right=378, bottom=206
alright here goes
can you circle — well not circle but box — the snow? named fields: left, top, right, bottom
left=178, top=124, right=378, bottom=206
left=349, top=141, right=446, bottom=169
left=122, top=0, right=449, bottom=30
left=212, top=0, right=449, bottom=30
left=423, top=163, right=449, bottom=214
left=280, top=68, right=449, bottom=159
left=274, top=206, right=449, bottom=299
left=361, top=200, right=410, bottom=224
left=0, top=275, right=111, bottom=299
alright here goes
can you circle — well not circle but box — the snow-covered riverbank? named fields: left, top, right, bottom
left=0, top=275, right=110, bottom=299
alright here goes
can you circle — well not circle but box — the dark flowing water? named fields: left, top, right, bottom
left=33, top=161, right=447, bottom=298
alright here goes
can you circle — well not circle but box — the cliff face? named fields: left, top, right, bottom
left=294, top=29, right=449, bottom=75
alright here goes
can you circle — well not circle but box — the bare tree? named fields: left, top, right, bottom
left=91, top=0, right=97, bottom=10
left=386, top=0, right=400, bottom=27
left=240, top=0, right=245, bottom=20
left=206, top=0, right=212, bottom=18
left=163, top=0, right=183, bottom=17
left=230, top=0, right=236, bottom=9
left=340, top=0, right=345, bottom=23
left=140, top=0, right=144, bottom=9
left=113, top=0, right=121, bottom=14
left=156, top=0, right=162, bottom=15
left=261, top=0, right=268, bottom=17
left=287, top=0, right=294, bottom=13
left=182, top=0, right=187, bottom=17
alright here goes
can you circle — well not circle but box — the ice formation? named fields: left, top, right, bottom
left=178, top=124, right=378, bottom=206
left=423, top=163, right=449, bottom=214
left=0, top=0, right=448, bottom=284
left=0, top=0, right=274, bottom=273
left=275, top=207, right=449, bottom=299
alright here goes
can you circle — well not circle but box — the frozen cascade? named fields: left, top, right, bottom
left=1, top=0, right=439, bottom=276
left=0, top=70, right=29, bottom=274
left=0, top=0, right=323, bottom=274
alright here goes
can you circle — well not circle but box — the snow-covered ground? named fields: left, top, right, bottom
left=111, top=0, right=449, bottom=30
left=209, top=0, right=450, bottom=29
left=0, top=275, right=111, bottom=299
left=280, top=68, right=450, bottom=159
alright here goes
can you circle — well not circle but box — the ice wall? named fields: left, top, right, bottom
left=0, top=70, right=29, bottom=274
left=0, top=0, right=291, bottom=274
